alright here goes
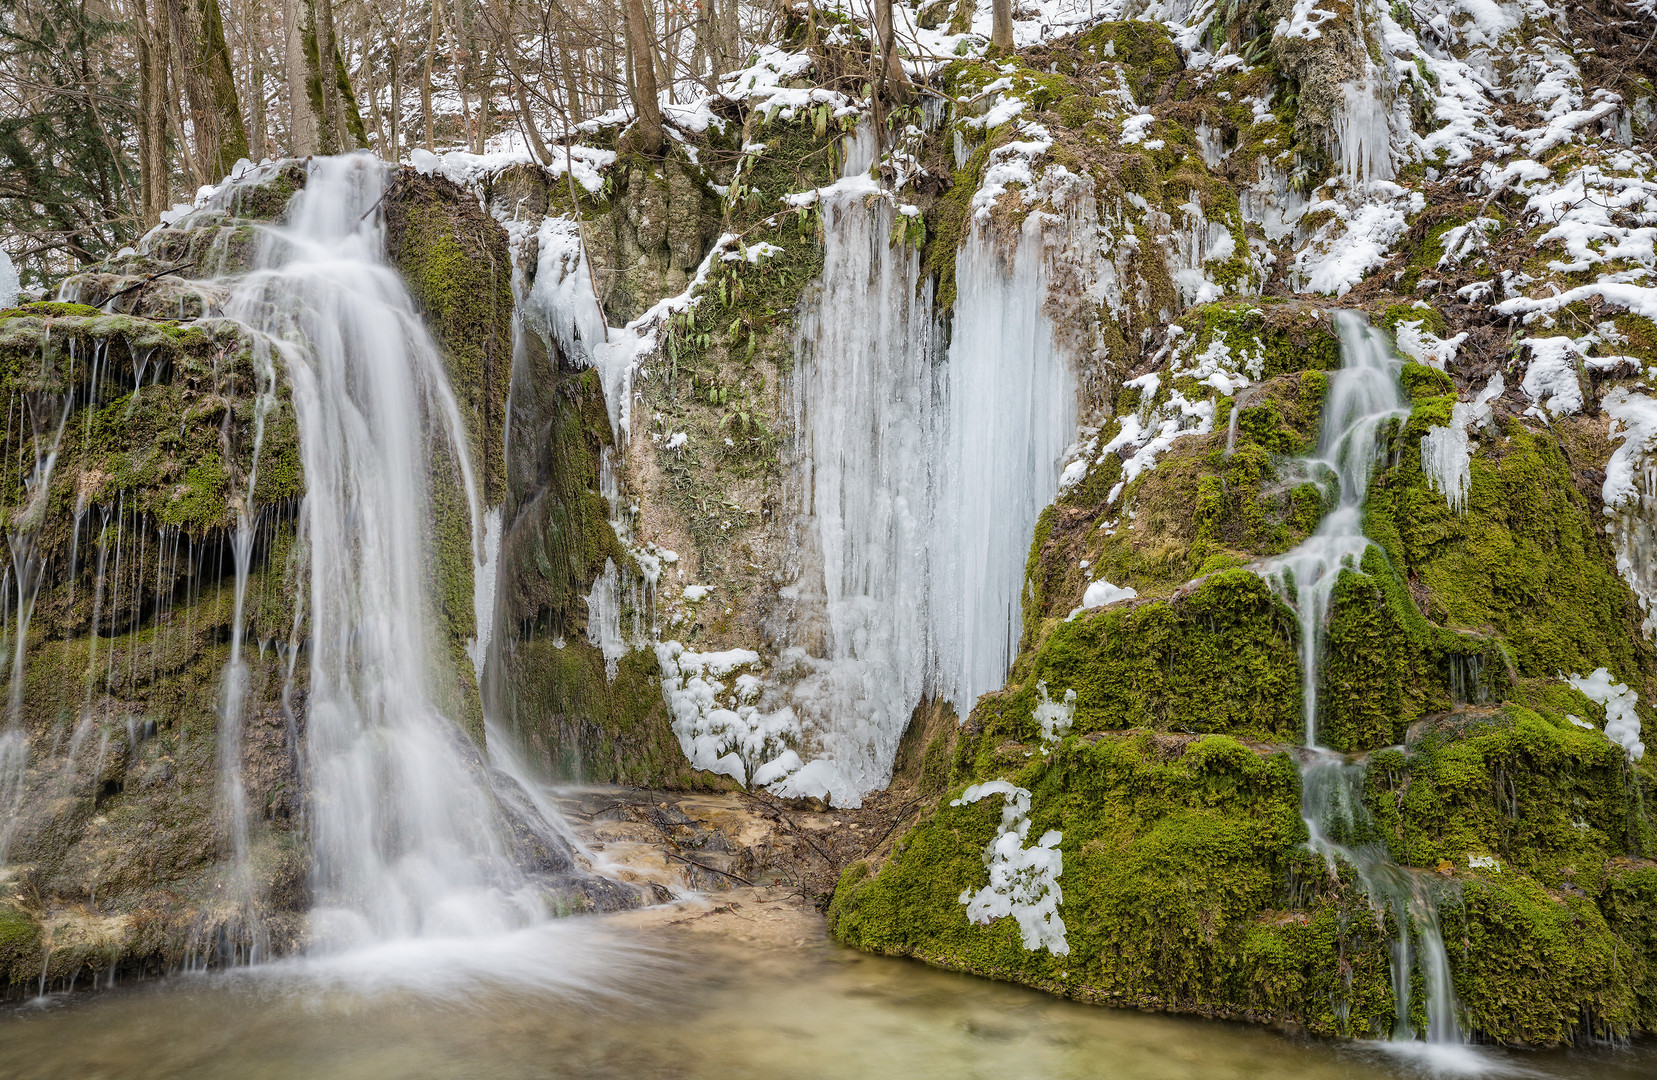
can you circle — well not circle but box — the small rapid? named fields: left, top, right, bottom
left=1266, top=311, right=1465, bottom=1046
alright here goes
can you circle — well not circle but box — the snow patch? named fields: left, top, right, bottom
left=951, top=782, right=1068, bottom=955
left=1564, top=668, right=1645, bottom=761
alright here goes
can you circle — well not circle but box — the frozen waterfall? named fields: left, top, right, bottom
left=781, top=153, right=1077, bottom=804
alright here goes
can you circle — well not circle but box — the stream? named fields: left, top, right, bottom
left=1, top=927, right=1652, bottom=1080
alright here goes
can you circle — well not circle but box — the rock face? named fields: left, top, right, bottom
left=429, top=2, right=1657, bottom=1048
left=6, top=0, right=1657, bottom=1050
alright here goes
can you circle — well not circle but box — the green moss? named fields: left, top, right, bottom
left=501, top=640, right=725, bottom=788
left=3, top=301, right=105, bottom=320
left=161, top=452, right=229, bottom=530
left=1369, top=418, right=1655, bottom=687
left=1600, top=860, right=1657, bottom=1029
left=0, top=905, right=41, bottom=985
left=993, top=570, right=1301, bottom=752
left=1383, top=302, right=1448, bottom=340
left=1364, top=695, right=1641, bottom=880
left=1447, top=873, right=1637, bottom=1043
left=1073, top=21, right=1184, bottom=106
left=384, top=171, right=514, bottom=506
left=831, top=732, right=1399, bottom=1035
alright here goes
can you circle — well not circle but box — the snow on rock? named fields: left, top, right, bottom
left=1393, top=315, right=1469, bottom=370
left=1519, top=337, right=1587, bottom=417
left=1081, top=579, right=1138, bottom=609
left=655, top=641, right=801, bottom=787
left=951, top=781, right=1069, bottom=955
left=1033, top=681, right=1077, bottom=744
left=1564, top=668, right=1646, bottom=761
left=1292, top=195, right=1414, bottom=297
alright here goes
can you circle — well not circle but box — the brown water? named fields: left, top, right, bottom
left=1, top=925, right=1651, bottom=1080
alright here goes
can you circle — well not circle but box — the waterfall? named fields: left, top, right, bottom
left=225, top=155, right=556, bottom=950
left=785, top=184, right=942, bottom=802
left=781, top=149, right=1076, bottom=803
left=0, top=364, right=75, bottom=863
left=933, top=221, right=1078, bottom=721
left=1265, top=311, right=1463, bottom=1044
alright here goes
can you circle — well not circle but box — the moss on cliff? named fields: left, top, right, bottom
left=384, top=168, right=514, bottom=508
left=830, top=731, right=1404, bottom=1036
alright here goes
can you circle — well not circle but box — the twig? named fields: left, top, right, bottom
left=663, top=849, right=756, bottom=886
left=863, top=797, right=925, bottom=854
left=100, top=261, right=196, bottom=308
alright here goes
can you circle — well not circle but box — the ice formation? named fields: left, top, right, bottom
left=1420, top=375, right=1504, bottom=515
left=951, top=781, right=1068, bottom=955
left=1602, top=388, right=1657, bottom=636
left=1033, top=682, right=1077, bottom=744
left=0, top=248, right=18, bottom=308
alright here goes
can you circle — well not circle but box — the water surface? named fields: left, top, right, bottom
left=2, top=927, right=1650, bottom=1080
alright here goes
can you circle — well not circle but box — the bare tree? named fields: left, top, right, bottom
left=623, top=0, right=662, bottom=154
left=991, top=0, right=1013, bottom=54
left=875, top=0, right=909, bottom=103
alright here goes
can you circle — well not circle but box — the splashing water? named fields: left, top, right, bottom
left=1265, top=311, right=1465, bottom=1045
left=222, top=154, right=591, bottom=958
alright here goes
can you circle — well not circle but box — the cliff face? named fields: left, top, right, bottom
left=6, top=0, right=1657, bottom=1047
left=434, top=0, right=1657, bottom=1046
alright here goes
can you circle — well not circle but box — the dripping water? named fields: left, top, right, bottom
left=1265, top=311, right=1464, bottom=1046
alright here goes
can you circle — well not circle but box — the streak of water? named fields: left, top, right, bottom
left=217, top=153, right=588, bottom=955
left=1266, top=311, right=1464, bottom=1045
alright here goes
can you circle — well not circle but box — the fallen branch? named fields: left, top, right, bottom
left=100, top=260, right=196, bottom=308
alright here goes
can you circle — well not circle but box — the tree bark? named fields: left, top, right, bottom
left=243, top=0, right=268, bottom=160
left=169, top=0, right=251, bottom=181
left=422, top=0, right=438, bottom=150
left=286, top=0, right=321, bottom=153
left=875, top=0, right=910, bottom=104
left=991, top=0, right=1014, bottom=55
left=314, top=0, right=348, bottom=152
left=623, top=0, right=663, bottom=154
left=137, top=0, right=173, bottom=222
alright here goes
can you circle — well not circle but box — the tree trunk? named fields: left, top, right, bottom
left=623, top=0, right=663, bottom=154
left=244, top=0, right=268, bottom=160
left=286, top=0, right=363, bottom=155
left=422, top=0, right=438, bottom=150
left=137, top=0, right=171, bottom=222
left=314, top=0, right=347, bottom=152
left=554, top=19, right=584, bottom=126
left=875, top=0, right=910, bottom=104
left=286, top=0, right=321, bottom=153
left=991, top=0, right=1014, bottom=55
left=169, top=0, right=251, bottom=181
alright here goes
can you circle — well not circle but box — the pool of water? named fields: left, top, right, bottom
left=1, top=923, right=1651, bottom=1080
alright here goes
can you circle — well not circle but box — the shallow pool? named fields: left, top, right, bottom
left=1, top=924, right=1650, bottom=1080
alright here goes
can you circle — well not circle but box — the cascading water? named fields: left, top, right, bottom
left=1266, top=311, right=1462, bottom=1045
left=0, top=374, right=74, bottom=863
left=223, top=154, right=577, bottom=954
